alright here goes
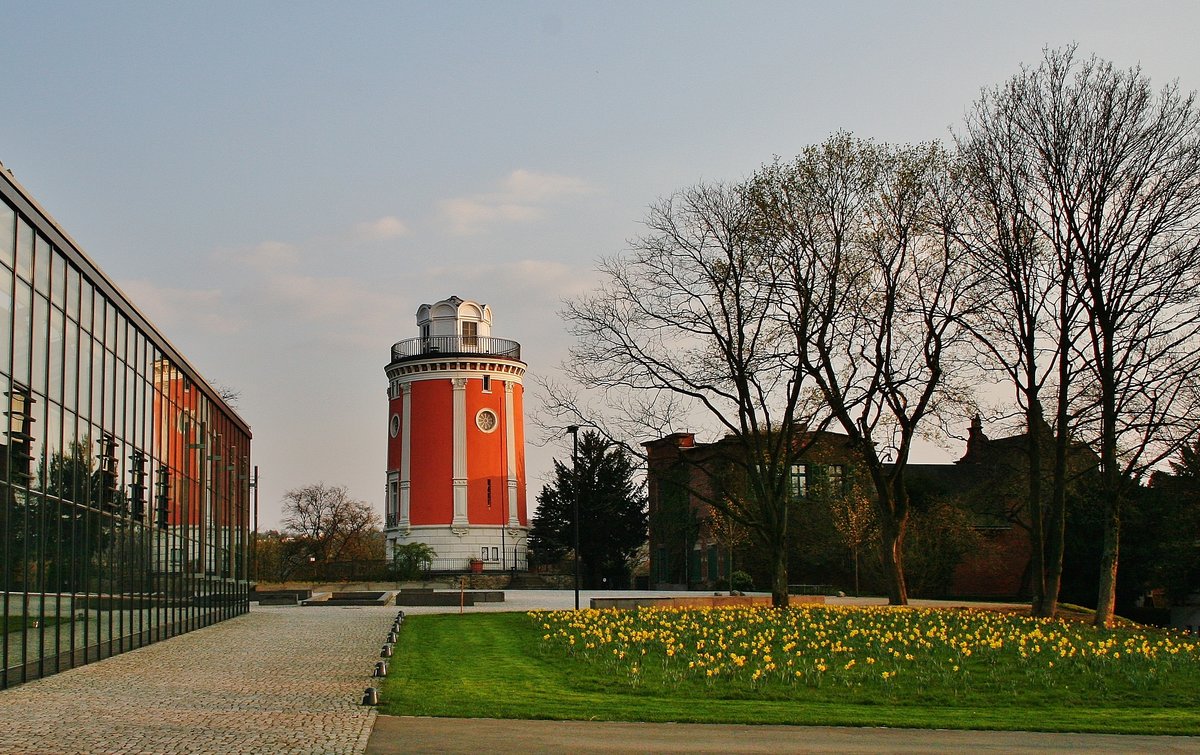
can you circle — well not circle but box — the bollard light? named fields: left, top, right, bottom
left=381, top=644, right=393, bottom=658
left=362, top=687, right=380, bottom=706
left=373, top=661, right=388, bottom=677
left=387, top=630, right=397, bottom=643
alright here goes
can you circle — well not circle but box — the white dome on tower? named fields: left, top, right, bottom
left=416, top=296, right=492, bottom=339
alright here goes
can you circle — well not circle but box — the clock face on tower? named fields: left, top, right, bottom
left=476, top=408, right=498, bottom=433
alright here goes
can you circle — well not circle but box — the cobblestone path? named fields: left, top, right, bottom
left=0, top=604, right=394, bottom=754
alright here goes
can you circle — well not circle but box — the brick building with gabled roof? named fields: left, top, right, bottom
left=644, top=418, right=1096, bottom=598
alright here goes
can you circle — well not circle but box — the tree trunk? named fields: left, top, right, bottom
left=865, top=463, right=909, bottom=606
left=1026, top=398, right=1047, bottom=616
left=771, top=539, right=790, bottom=608
left=1094, top=331, right=1120, bottom=629
left=1042, top=415, right=1070, bottom=619
left=1043, top=271, right=1074, bottom=620
left=853, top=546, right=860, bottom=597
left=879, top=518, right=908, bottom=605
left=1094, top=492, right=1121, bottom=628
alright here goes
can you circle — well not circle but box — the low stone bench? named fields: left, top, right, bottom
left=304, top=591, right=395, bottom=606
left=252, top=589, right=312, bottom=605
left=394, top=591, right=473, bottom=606
left=259, top=593, right=299, bottom=606
left=590, top=594, right=827, bottom=610
left=392, top=590, right=504, bottom=606
left=788, top=584, right=837, bottom=596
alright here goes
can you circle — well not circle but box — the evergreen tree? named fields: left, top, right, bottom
left=527, top=432, right=647, bottom=588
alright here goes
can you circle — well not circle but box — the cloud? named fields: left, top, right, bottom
left=119, top=279, right=243, bottom=335
left=426, top=258, right=593, bottom=300
left=199, top=227, right=421, bottom=349
left=438, top=169, right=596, bottom=235
left=354, top=216, right=410, bottom=241
left=260, top=273, right=388, bottom=321
left=502, top=169, right=593, bottom=202
left=439, top=198, right=544, bottom=234
left=215, top=240, right=301, bottom=274
left=249, top=271, right=409, bottom=351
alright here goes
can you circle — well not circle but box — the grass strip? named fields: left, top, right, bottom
left=381, top=610, right=1200, bottom=735
left=2, top=616, right=69, bottom=635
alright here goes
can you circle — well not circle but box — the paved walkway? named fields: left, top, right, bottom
left=0, top=590, right=1197, bottom=753
left=367, top=716, right=1200, bottom=754
left=0, top=604, right=393, bottom=754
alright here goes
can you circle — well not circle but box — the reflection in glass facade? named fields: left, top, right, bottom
left=0, top=169, right=252, bottom=688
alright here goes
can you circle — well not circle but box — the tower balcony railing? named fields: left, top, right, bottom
left=390, top=335, right=522, bottom=363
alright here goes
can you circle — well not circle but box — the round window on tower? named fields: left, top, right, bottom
left=476, top=408, right=498, bottom=433
left=389, top=413, right=401, bottom=438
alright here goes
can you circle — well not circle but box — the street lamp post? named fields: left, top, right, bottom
left=566, top=425, right=580, bottom=610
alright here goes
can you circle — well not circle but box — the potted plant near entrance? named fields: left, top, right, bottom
left=469, top=558, right=484, bottom=574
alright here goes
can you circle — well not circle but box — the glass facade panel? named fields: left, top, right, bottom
left=32, top=295, right=48, bottom=395
left=52, top=252, right=66, bottom=307
left=13, top=280, right=31, bottom=385
left=90, top=339, right=104, bottom=424
left=0, top=273, right=11, bottom=373
left=104, top=300, right=116, bottom=349
left=48, top=307, right=63, bottom=403
left=33, top=234, right=50, bottom=296
left=0, top=200, right=14, bottom=269
left=63, top=323, right=77, bottom=413
left=65, top=267, right=79, bottom=323
left=79, top=278, right=92, bottom=332
left=0, top=170, right=250, bottom=689
left=14, top=218, right=32, bottom=282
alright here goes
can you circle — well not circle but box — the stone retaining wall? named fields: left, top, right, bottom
left=589, top=595, right=826, bottom=610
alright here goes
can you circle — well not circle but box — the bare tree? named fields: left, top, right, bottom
left=751, top=134, right=972, bottom=605
left=281, top=483, right=381, bottom=567
left=562, top=181, right=826, bottom=606
left=956, top=86, right=1091, bottom=618
left=212, top=383, right=242, bottom=409
left=966, top=48, right=1200, bottom=626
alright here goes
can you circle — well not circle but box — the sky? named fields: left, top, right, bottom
left=2, top=1, right=1198, bottom=529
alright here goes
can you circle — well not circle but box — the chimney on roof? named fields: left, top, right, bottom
left=961, top=415, right=988, bottom=463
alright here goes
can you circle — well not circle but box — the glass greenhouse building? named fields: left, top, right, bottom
left=0, top=167, right=252, bottom=688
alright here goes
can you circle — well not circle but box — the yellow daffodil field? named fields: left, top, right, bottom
left=530, top=605, right=1200, bottom=699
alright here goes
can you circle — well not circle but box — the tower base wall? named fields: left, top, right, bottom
left=387, top=524, right=528, bottom=572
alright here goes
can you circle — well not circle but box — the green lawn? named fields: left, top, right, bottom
left=2, top=615, right=69, bottom=635
left=381, top=607, right=1200, bottom=735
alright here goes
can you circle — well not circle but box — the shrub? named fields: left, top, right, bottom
left=731, top=570, right=754, bottom=592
